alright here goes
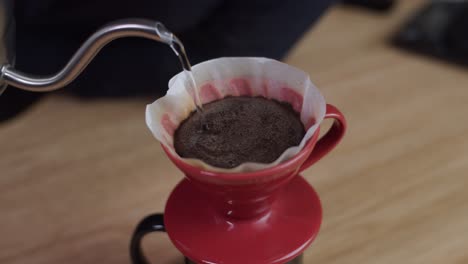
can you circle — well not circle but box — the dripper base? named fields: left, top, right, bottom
left=164, top=176, right=322, bottom=264
left=185, top=254, right=303, bottom=264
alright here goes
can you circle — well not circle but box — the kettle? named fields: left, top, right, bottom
left=0, top=0, right=178, bottom=95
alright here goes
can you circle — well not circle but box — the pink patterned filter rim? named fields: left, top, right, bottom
left=146, top=57, right=326, bottom=173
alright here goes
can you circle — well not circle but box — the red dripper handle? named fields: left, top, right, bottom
left=300, top=104, right=347, bottom=172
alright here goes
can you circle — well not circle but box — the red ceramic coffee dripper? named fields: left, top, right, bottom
left=131, top=104, right=346, bottom=264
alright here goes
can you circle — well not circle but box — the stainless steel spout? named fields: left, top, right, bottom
left=0, top=17, right=177, bottom=92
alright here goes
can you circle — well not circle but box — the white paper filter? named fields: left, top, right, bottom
left=146, top=57, right=326, bottom=173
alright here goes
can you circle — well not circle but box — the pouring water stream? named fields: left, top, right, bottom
left=155, top=22, right=203, bottom=113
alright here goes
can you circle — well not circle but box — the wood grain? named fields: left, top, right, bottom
left=2, top=1, right=468, bottom=263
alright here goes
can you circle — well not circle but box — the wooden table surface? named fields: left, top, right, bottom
left=2, top=1, right=468, bottom=263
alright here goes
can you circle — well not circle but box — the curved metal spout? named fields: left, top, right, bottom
left=0, top=18, right=177, bottom=92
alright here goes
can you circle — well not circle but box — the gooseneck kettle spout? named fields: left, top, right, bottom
left=0, top=18, right=178, bottom=92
